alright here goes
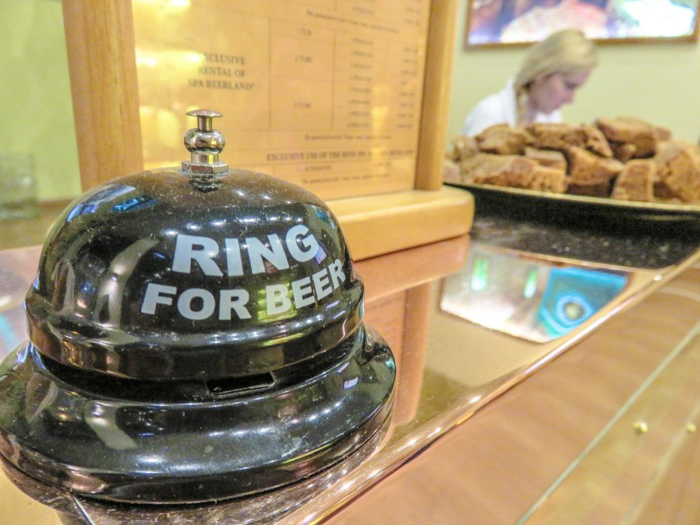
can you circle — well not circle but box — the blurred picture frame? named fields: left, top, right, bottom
left=464, top=0, right=700, bottom=46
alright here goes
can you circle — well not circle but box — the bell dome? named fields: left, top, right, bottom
left=0, top=110, right=395, bottom=503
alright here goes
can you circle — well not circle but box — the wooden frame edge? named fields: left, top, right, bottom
left=416, top=0, right=460, bottom=190
left=63, top=0, right=143, bottom=190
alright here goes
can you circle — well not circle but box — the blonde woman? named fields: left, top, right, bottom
left=462, top=29, right=597, bottom=136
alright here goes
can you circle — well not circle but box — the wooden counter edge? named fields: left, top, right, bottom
left=328, top=186, right=474, bottom=261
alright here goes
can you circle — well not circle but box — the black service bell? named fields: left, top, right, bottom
left=0, top=110, right=395, bottom=503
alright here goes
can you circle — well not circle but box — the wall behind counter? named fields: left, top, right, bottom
left=447, top=0, right=700, bottom=144
left=0, top=1, right=81, bottom=202
left=6, top=1, right=699, bottom=202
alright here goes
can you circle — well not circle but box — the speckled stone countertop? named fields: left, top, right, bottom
left=471, top=213, right=700, bottom=270
left=445, top=181, right=700, bottom=270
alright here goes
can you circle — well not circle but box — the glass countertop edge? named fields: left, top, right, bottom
left=278, top=254, right=700, bottom=524
left=515, top=318, right=700, bottom=525
left=3, top=243, right=700, bottom=523
left=281, top=324, right=614, bottom=524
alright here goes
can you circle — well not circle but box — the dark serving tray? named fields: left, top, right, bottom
left=447, top=182, right=700, bottom=230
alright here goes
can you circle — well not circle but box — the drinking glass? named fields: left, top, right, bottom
left=0, top=153, right=39, bottom=220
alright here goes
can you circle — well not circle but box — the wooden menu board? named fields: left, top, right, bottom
left=63, top=0, right=473, bottom=260
left=133, top=0, right=428, bottom=200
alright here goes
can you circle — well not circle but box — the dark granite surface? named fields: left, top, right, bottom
left=471, top=215, right=700, bottom=269
left=466, top=187, right=700, bottom=269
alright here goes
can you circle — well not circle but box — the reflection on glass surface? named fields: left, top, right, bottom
left=537, top=267, right=627, bottom=338
left=440, top=246, right=629, bottom=343
left=0, top=235, right=680, bottom=523
left=0, top=264, right=32, bottom=358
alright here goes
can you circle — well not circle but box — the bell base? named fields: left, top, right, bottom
left=0, top=413, right=391, bottom=523
left=0, top=327, right=395, bottom=504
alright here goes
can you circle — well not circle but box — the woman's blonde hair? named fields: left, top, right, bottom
left=514, top=29, right=597, bottom=125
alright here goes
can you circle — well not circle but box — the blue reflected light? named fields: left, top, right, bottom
left=537, top=267, right=627, bottom=337
left=66, top=186, right=136, bottom=222
left=112, top=195, right=155, bottom=212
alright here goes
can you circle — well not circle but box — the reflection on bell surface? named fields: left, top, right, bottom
left=0, top=110, right=396, bottom=504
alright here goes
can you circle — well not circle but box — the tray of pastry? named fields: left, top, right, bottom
left=444, top=118, right=700, bottom=224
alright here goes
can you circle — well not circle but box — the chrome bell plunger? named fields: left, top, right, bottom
left=0, top=110, right=396, bottom=503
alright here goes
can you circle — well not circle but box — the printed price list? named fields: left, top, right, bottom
left=134, top=0, right=431, bottom=199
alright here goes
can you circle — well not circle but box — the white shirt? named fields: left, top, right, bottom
left=462, top=79, right=562, bottom=137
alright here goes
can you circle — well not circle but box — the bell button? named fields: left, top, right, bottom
left=182, top=109, right=228, bottom=175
